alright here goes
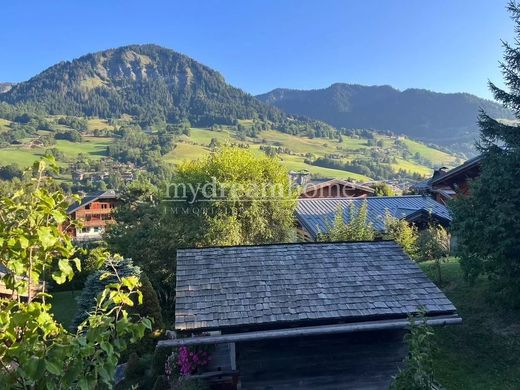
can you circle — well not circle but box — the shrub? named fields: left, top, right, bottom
left=320, top=202, right=375, bottom=241
left=417, top=223, right=450, bottom=284
left=71, top=258, right=163, bottom=331
left=392, top=311, right=435, bottom=390
left=384, top=212, right=419, bottom=259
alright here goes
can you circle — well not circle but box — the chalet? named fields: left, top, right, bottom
left=300, top=178, right=375, bottom=199
left=295, top=195, right=451, bottom=241
left=413, top=156, right=482, bottom=205
left=159, top=241, right=460, bottom=389
left=66, top=190, right=118, bottom=242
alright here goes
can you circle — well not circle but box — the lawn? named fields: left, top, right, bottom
left=391, top=157, right=432, bottom=177
left=403, top=138, right=458, bottom=167
left=50, top=290, right=80, bottom=329
left=277, top=154, right=372, bottom=181
left=0, top=137, right=112, bottom=168
left=420, top=258, right=520, bottom=390
left=186, top=127, right=234, bottom=145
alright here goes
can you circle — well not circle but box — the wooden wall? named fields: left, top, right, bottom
left=237, top=329, right=407, bottom=389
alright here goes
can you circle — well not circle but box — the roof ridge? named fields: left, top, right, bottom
left=297, top=195, right=427, bottom=201
left=177, top=239, right=397, bottom=251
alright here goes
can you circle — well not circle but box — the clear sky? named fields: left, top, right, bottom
left=1, top=0, right=514, bottom=99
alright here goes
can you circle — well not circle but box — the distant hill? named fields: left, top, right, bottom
left=0, top=83, right=14, bottom=94
left=257, top=83, right=513, bottom=152
left=0, top=44, right=284, bottom=126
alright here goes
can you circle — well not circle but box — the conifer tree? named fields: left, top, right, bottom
left=451, top=1, right=520, bottom=304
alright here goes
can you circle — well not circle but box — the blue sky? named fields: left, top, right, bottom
left=1, top=0, right=514, bottom=99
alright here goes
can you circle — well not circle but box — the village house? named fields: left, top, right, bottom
left=159, top=241, right=460, bottom=389
left=295, top=195, right=451, bottom=241
left=413, top=155, right=482, bottom=205
left=66, top=190, right=118, bottom=242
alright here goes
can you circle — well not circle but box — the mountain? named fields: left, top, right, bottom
left=0, top=44, right=283, bottom=126
left=0, top=83, right=14, bottom=94
left=257, top=83, right=513, bottom=151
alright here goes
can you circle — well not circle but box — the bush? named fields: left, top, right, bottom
left=392, top=312, right=435, bottom=390
left=71, top=258, right=162, bottom=331
left=384, top=212, right=418, bottom=259
left=319, top=202, right=375, bottom=241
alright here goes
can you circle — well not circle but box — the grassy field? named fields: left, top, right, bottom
left=50, top=290, right=80, bottom=329
left=0, top=116, right=459, bottom=180
left=0, top=118, right=11, bottom=132
left=403, top=138, right=458, bottom=166
left=420, top=258, right=520, bottom=390
left=161, top=127, right=453, bottom=181
left=0, top=137, right=111, bottom=168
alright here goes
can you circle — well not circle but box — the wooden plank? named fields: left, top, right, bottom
left=238, top=330, right=407, bottom=389
left=157, top=315, right=462, bottom=348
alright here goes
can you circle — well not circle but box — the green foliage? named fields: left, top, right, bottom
left=0, top=159, right=151, bottom=389
left=320, top=202, right=375, bottom=241
left=417, top=224, right=450, bottom=262
left=55, top=129, right=83, bottom=143
left=392, top=311, right=436, bottom=390
left=108, top=126, right=174, bottom=167
left=105, top=180, right=181, bottom=313
left=71, top=255, right=163, bottom=330
left=417, top=224, right=450, bottom=284
left=0, top=163, right=23, bottom=180
left=373, top=182, right=395, bottom=196
left=384, top=212, right=418, bottom=259
left=174, top=147, right=297, bottom=246
left=450, top=2, right=520, bottom=305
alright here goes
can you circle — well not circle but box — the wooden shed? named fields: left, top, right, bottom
left=160, top=241, right=460, bottom=389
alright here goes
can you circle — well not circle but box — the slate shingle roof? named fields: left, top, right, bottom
left=296, top=195, right=451, bottom=239
left=175, top=241, right=456, bottom=331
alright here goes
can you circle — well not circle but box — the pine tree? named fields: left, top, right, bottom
left=451, top=1, right=520, bottom=304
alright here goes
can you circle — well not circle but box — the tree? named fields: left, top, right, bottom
left=373, top=182, right=395, bottom=196
left=0, top=159, right=151, bottom=389
left=0, top=163, right=23, bottom=181
left=450, top=1, right=520, bottom=303
left=384, top=212, right=418, bottom=259
left=106, top=148, right=297, bottom=317
left=417, top=224, right=450, bottom=284
left=71, top=258, right=163, bottom=331
left=173, top=147, right=297, bottom=246
left=320, top=202, right=375, bottom=241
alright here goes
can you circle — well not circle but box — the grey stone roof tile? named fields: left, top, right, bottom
left=175, top=241, right=458, bottom=331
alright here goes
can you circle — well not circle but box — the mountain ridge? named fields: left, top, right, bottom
left=257, top=83, right=512, bottom=152
left=0, top=44, right=284, bottom=126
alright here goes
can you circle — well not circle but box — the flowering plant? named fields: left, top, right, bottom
left=178, top=346, right=210, bottom=376
left=163, top=345, right=211, bottom=379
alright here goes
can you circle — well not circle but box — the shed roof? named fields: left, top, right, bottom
left=67, top=190, right=117, bottom=214
left=296, top=195, right=451, bottom=239
left=175, top=241, right=456, bottom=332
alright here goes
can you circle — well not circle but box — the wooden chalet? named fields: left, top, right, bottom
left=295, top=195, right=452, bottom=241
left=300, top=178, right=375, bottom=199
left=66, top=190, right=118, bottom=242
left=413, top=156, right=482, bottom=205
left=158, top=241, right=460, bottom=389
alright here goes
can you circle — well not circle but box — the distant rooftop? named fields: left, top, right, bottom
left=296, top=195, right=451, bottom=239
left=175, top=241, right=457, bottom=332
left=67, top=189, right=117, bottom=214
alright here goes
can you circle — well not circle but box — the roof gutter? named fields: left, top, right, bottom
left=157, top=314, right=461, bottom=348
